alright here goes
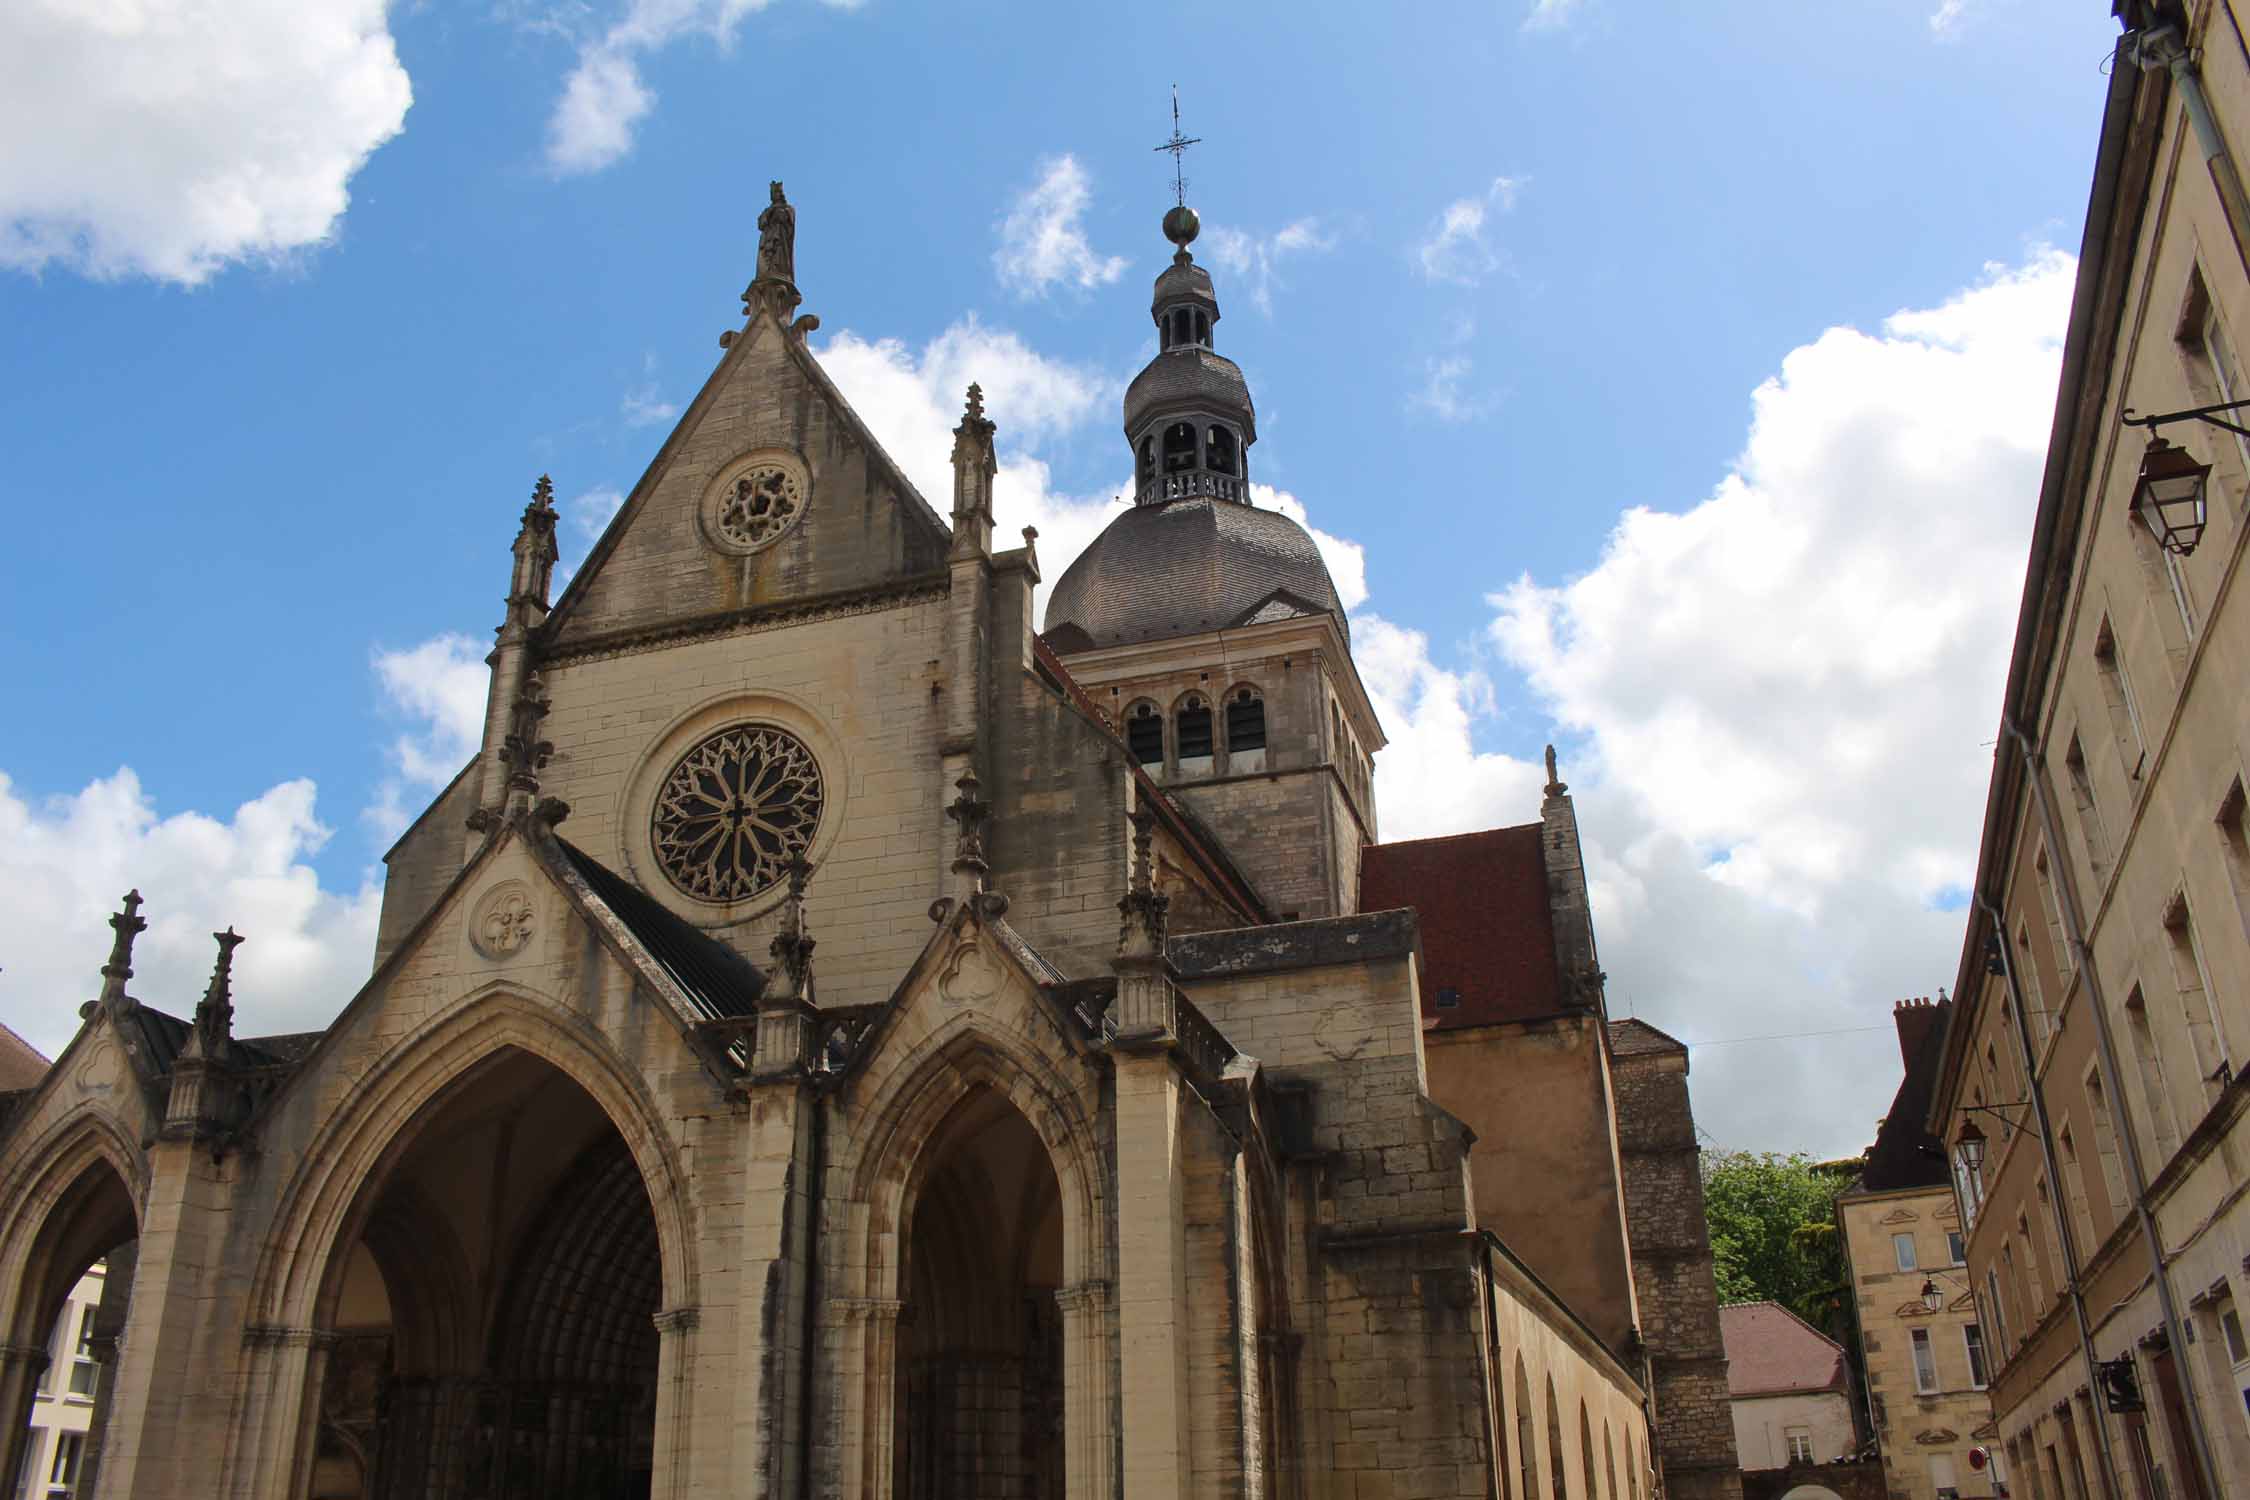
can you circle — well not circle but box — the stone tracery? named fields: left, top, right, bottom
left=650, top=724, right=825, bottom=902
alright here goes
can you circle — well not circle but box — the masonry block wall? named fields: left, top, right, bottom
left=1611, top=1029, right=1744, bottom=1500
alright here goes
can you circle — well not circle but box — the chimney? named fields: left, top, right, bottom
left=1891, top=995, right=1952, bottom=1072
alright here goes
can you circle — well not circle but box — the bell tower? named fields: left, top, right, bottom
left=1044, top=190, right=1385, bottom=921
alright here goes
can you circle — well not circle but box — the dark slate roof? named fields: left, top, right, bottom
left=1719, top=1301, right=1850, bottom=1398
left=1854, top=998, right=1954, bottom=1194
left=1123, top=347, right=1255, bottom=440
left=1044, top=496, right=1344, bottom=653
left=556, top=839, right=765, bottom=1022
left=237, top=1031, right=327, bottom=1067
left=1358, top=825, right=1561, bottom=1030
left=1150, top=254, right=1217, bottom=315
left=1608, top=1017, right=1688, bottom=1060
left=0, top=1023, right=48, bottom=1091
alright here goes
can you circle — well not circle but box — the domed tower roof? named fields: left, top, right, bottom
left=1046, top=202, right=1346, bottom=654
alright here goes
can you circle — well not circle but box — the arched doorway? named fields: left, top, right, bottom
left=311, top=1048, right=664, bottom=1500
left=899, top=1086, right=1064, bottom=1498
left=5, top=1153, right=137, bottom=1500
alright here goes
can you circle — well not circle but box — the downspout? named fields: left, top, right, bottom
left=1998, top=718, right=2224, bottom=1500
left=1970, top=887, right=2123, bottom=1500
left=2129, top=24, right=2250, bottom=278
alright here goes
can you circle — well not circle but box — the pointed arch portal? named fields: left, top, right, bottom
left=309, top=1047, right=665, bottom=1500
left=899, top=1085, right=1066, bottom=1498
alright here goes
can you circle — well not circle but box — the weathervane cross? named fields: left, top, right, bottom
left=1152, top=85, right=1202, bottom=207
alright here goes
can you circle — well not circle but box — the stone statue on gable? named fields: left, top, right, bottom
left=757, top=181, right=795, bottom=284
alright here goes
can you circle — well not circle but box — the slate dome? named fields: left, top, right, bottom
left=1122, top=346, right=1256, bottom=443
left=1043, top=495, right=1346, bottom=652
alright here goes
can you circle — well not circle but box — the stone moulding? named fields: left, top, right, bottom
left=540, top=576, right=949, bottom=668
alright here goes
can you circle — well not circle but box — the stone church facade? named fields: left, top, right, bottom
left=0, top=189, right=1738, bottom=1500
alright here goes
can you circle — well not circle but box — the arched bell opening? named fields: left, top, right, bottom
left=897, top=1086, right=1065, bottom=1499
left=3, top=1155, right=137, bottom=1500
left=307, top=1048, right=663, bottom=1500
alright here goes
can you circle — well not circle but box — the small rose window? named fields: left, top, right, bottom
left=651, top=724, right=824, bottom=902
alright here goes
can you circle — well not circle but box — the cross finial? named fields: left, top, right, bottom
left=1152, top=85, right=1202, bottom=208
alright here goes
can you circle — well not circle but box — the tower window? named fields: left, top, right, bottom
left=1127, top=703, right=1164, bottom=766
left=1176, top=694, right=1214, bottom=767
left=1137, top=436, right=1154, bottom=483
left=1225, top=688, right=1265, bottom=752
left=1163, top=421, right=1197, bottom=474
left=1206, top=425, right=1237, bottom=475
left=1171, top=309, right=1191, bottom=348
left=1194, top=311, right=1209, bottom=346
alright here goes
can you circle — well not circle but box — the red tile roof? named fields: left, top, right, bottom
left=1358, top=824, right=1559, bottom=1029
left=1719, top=1301, right=1849, bottom=1398
left=0, top=1022, right=50, bottom=1092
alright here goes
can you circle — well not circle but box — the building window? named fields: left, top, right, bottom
left=2083, top=1069, right=2129, bottom=1219
left=1435, top=987, right=1461, bottom=1009
left=2035, top=845, right=2073, bottom=977
left=1984, top=1269, right=2010, bottom=1354
left=1786, top=1428, right=1814, bottom=1464
left=2092, top=618, right=2147, bottom=781
left=2015, top=922, right=2050, bottom=1049
left=2162, top=892, right=2229, bottom=1099
left=1137, top=436, right=1154, bottom=484
left=1205, top=424, right=1237, bottom=475
left=1175, top=694, right=1214, bottom=771
left=1965, top=1323, right=1991, bottom=1389
left=45, top=1434, right=80, bottom=1500
left=1224, top=688, right=1265, bottom=759
left=1162, top=420, right=1197, bottom=473
left=2064, top=734, right=2110, bottom=885
left=1126, top=702, right=1164, bottom=767
left=1932, top=1454, right=1960, bottom=1500
left=1949, top=1230, right=1967, bottom=1265
left=65, top=1306, right=95, bottom=1398
left=2124, top=983, right=2182, bottom=1158
left=1894, top=1232, right=1920, bottom=1272
left=2218, top=778, right=2250, bottom=947
left=1912, top=1327, right=1941, bottom=1393
left=2221, top=1303, right=2248, bottom=1365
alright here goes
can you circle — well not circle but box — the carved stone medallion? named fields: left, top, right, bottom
left=471, top=881, right=537, bottom=960
left=651, top=724, right=825, bottom=903
left=702, top=450, right=811, bottom=555
left=938, top=942, right=1004, bottom=1006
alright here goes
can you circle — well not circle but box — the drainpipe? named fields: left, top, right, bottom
left=1972, top=889, right=2123, bottom=1500
left=2129, top=24, right=2250, bottom=279
left=1998, top=718, right=2224, bottom=1500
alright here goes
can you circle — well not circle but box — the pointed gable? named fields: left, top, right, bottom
left=546, top=313, right=952, bottom=651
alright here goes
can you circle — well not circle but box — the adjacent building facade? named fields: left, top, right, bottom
left=1928, top=5, right=2250, bottom=1500
left=0, top=186, right=1735, bottom=1499
left=1840, top=999, right=2001, bottom=1500
left=13, top=1265, right=105, bottom=1500
left=1718, top=1302, right=1857, bottom=1471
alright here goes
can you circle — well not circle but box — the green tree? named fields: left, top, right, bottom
left=1702, top=1150, right=1861, bottom=1348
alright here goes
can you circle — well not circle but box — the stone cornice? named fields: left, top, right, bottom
left=540, top=576, right=949, bottom=668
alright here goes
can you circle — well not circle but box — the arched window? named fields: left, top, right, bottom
left=1546, top=1378, right=1567, bottom=1500
left=1515, top=1359, right=1538, bottom=1500
left=1137, top=436, right=1154, bottom=483
left=1206, top=424, right=1237, bottom=475
left=1163, top=421, right=1197, bottom=474
left=1175, top=693, right=1214, bottom=770
left=1171, top=309, right=1191, bottom=348
left=1579, top=1406, right=1598, bottom=1500
left=1603, top=1422, right=1618, bottom=1500
left=1225, top=688, right=1265, bottom=753
left=1194, top=310, right=1209, bottom=345
left=1126, top=702, right=1164, bottom=766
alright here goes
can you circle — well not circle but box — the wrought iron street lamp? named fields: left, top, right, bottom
left=1957, top=1117, right=1988, bottom=1176
left=2129, top=435, right=2210, bottom=557
left=1921, top=1279, right=1943, bottom=1314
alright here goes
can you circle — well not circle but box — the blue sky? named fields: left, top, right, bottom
left=0, top=0, right=2121, bottom=1154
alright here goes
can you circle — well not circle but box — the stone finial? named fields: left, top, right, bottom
left=97, top=890, right=146, bottom=1009
left=950, top=383, right=999, bottom=558
left=1116, top=802, right=1169, bottom=957
left=1543, top=743, right=1567, bottom=798
left=742, top=180, right=802, bottom=321
left=946, top=772, right=992, bottom=892
left=501, top=673, right=554, bottom=801
left=965, top=382, right=986, bottom=423
left=194, top=927, right=245, bottom=1051
left=509, top=475, right=562, bottom=615
left=766, top=856, right=817, bottom=1003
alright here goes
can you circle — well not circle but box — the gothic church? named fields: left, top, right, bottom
left=0, top=186, right=1740, bottom=1500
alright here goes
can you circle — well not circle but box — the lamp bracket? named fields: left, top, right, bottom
left=1961, top=1101, right=2032, bottom=1129
left=2122, top=397, right=2250, bottom=442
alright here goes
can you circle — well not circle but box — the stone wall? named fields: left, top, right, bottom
left=1611, top=1033, right=1744, bottom=1500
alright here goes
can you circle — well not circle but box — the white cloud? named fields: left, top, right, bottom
left=1416, top=177, right=1524, bottom=286
left=366, top=635, right=489, bottom=842
left=1206, top=218, right=1335, bottom=315
left=0, top=0, right=411, bottom=284
left=1477, top=248, right=2074, bottom=1152
left=544, top=0, right=858, bottom=176
left=622, top=364, right=679, bottom=428
left=0, top=769, right=381, bottom=1061
left=1930, top=0, right=1972, bottom=37
left=1410, top=355, right=1492, bottom=423
left=994, top=156, right=1129, bottom=298
left=1522, top=0, right=1584, bottom=34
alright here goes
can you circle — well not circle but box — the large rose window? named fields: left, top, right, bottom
left=650, top=725, right=825, bottom=902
